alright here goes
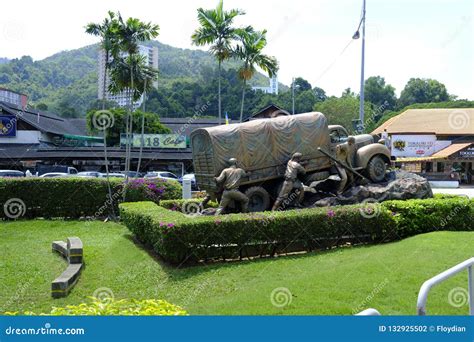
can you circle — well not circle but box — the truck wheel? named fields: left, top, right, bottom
left=305, top=171, right=330, bottom=183
left=244, top=186, right=271, bottom=212
left=366, top=155, right=387, bottom=183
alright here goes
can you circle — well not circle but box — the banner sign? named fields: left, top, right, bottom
left=0, top=115, right=17, bottom=137
left=1, top=316, right=473, bottom=342
left=120, top=134, right=186, bottom=149
left=390, top=135, right=450, bottom=157
left=457, top=145, right=474, bottom=159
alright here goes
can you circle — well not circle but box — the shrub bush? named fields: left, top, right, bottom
left=120, top=201, right=396, bottom=264
left=5, top=298, right=187, bottom=316
left=0, top=177, right=182, bottom=219
left=123, top=178, right=181, bottom=204
left=120, top=197, right=474, bottom=264
left=382, top=197, right=474, bottom=238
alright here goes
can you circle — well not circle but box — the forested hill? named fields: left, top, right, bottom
left=0, top=57, right=9, bottom=64
left=0, top=40, right=277, bottom=116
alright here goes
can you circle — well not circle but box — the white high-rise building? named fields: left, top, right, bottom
left=251, top=74, right=278, bottom=95
left=98, top=45, right=159, bottom=108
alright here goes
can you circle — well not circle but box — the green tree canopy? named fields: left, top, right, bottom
left=364, top=76, right=397, bottom=110
left=399, top=78, right=450, bottom=108
left=292, top=77, right=312, bottom=92
left=86, top=108, right=171, bottom=145
left=313, top=96, right=372, bottom=133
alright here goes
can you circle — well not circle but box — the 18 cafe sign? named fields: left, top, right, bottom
left=120, top=134, right=186, bottom=148
left=390, top=134, right=438, bottom=157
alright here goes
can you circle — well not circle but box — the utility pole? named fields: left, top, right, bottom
left=358, top=0, right=366, bottom=132
left=292, top=77, right=295, bottom=115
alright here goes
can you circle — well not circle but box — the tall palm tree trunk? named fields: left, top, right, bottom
left=102, top=61, right=115, bottom=219
left=218, top=60, right=222, bottom=125
left=239, top=79, right=246, bottom=123
left=136, top=79, right=147, bottom=174
left=122, top=65, right=134, bottom=201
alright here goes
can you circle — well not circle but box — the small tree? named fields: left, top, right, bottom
left=191, top=0, right=245, bottom=124
left=234, top=29, right=278, bottom=122
left=108, top=13, right=159, bottom=193
left=85, top=11, right=120, bottom=218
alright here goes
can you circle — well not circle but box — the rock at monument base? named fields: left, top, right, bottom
left=313, top=171, right=433, bottom=207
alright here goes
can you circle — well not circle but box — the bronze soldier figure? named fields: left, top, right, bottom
left=335, top=136, right=356, bottom=193
left=214, top=158, right=249, bottom=215
left=272, top=152, right=306, bottom=211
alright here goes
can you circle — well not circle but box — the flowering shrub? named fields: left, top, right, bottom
left=124, top=178, right=181, bottom=204
left=5, top=298, right=187, bottom=316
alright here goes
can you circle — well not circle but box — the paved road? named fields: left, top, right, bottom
left=432, top=187, right=474, bottom=198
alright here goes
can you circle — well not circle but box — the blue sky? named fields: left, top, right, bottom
left=1, top=0, right=473, bottom=99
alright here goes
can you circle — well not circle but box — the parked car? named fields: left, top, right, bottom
left=178, top=173, right=198, bottom=190
left=100, top=172, right=125, bottom=178
left=39, top=172, right=69, bottom=178
left=37, top=165, right=78, bottom=176
left=144, top=171, right=179, bottom=182
left=0, top=170, right=25, bottom=178
left=119, top=171, right=143, bottom=178
left=77, top=171, right=102, bottom=178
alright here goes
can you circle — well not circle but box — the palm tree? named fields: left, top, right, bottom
left=111, top=14, right=159, bottom=188
left=191, top=0, right=244, bottom=125
left=108, top=53, right=158, bottom=174
left=85, top=11, right=120, bottom=218
left=234, top=29, right=278, bottom=122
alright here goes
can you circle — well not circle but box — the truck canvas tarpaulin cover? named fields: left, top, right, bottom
left=191, top=112, right=332, bottom=192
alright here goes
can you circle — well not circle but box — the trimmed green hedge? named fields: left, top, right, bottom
left=120, top=200, right=397, bottom=264
left=383, top=197, right=473, bottom=238
left=120, top=197, right=474, bottom=264
left=0, top=177, right=181, bottom=219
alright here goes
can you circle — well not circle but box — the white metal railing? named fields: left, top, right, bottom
left=417, top=257, right=474, bottom=316
left=355, top=308, right=381, bottom=316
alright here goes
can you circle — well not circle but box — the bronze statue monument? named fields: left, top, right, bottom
left=191, top=112, right=392, bottom=213
left=214, top=158, right=249, bottom=215
left=272, top=152, right=306, bottom=211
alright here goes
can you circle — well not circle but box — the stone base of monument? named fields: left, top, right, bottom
left=311, top=171, right=433, bottom=207
left=51, top=237, right=84, bottom=298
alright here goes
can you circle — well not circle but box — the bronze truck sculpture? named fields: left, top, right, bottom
left=190, top=112, right=391, bottom=212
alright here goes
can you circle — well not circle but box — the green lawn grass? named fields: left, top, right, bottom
left=0, top=220, right=472, bottom=315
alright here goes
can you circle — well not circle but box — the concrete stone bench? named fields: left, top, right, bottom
left=51, top=263, right=83, bottom=298
left=51, top=237, right=84, bottom=298
left=67, top=237, right=83, bottom=264
left=52, top=241, right=68, bottom=258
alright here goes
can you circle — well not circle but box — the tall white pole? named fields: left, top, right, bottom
left=359, top=0, right=366, bottom=131
left=292, top=77, right=295, bottom=115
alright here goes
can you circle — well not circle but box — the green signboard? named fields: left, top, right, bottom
left=120, top=134, right=186, bottom=149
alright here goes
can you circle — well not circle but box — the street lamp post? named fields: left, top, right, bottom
left=291, top=78, right=300, bottom=115
left=353, top=0, right=366, bottom=133
left=292, top=77, right=295, bottom=115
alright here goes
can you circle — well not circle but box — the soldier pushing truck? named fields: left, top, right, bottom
left=214, top=158, right=249, bottom=215
left=191, top=112, right=391, bottom=213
